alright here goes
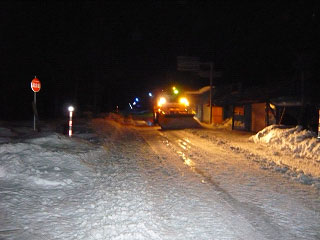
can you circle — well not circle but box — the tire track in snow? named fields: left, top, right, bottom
left=141, top=128, right=320, bottom=240
left=139, top=128, right=269, bottom=240
left=90, top=119, right=320, bottom=240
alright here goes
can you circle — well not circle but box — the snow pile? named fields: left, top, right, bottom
left=0, top=132, right=101, bottom=183
left=0, top=126, right=15, bottom=137
left=0, top=126, right=16, bottom=143
left=250, top=125, right=320, bottom=160
left=216, top=118, right=232, bottom=129
left=0, top=130, right=112, bottom=239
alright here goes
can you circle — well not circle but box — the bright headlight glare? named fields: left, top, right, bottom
left=158, top=97, right=166, bottom=107
left=179, top=97, right=189, bottom=106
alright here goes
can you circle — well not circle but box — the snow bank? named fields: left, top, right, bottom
left=216, top=118, right=232, bottom=129
left=108, top=113, right=153, bottom=127
left=0, top=127, right=112, bottom=239
left=250, top=125, right=320, bottom=160
left=0, top=126, right=16, bottom=143
left=0, top=126, right=16, bottom=137
left=1, top=134, right=88, bottom=181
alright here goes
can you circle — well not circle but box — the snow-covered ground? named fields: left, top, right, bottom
left=0, top=118, right=319, bottom=239
left=197, top=118, right=320, bottom=180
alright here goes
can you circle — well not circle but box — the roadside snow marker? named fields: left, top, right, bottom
left=68, top=106, right=74, bottom=137
left=318, top=109, right=320, bottom=139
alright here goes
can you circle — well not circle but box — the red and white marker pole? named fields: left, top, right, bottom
left=68, top=106, right=74, bottom=137
left=318, top=109, right=320, bottom=139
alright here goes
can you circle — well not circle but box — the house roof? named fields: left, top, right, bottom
left=185, top=86, right=211, bottom=95
left=184, top=76, right=318, bottom=107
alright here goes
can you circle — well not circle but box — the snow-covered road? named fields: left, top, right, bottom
left=0, top=118, right=319, bottom=239
left=134, top=123, right=320, bottom=240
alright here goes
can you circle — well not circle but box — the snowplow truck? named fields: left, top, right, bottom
left=153, top=88, right=199, bottom=129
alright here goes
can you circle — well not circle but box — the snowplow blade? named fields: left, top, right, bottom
left=158, top=114, right=201, bottom=130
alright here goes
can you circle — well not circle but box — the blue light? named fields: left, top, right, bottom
left=148, top=92, right=153, bottom=97
left=135, top=97, right=139, bottom=102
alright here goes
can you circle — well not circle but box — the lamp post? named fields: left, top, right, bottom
left=68, top=106, right=74, bottom=137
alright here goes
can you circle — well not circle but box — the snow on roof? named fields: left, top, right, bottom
left=185, top=86, right=211, bottom=95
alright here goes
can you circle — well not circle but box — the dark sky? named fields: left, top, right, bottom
left=0, top=1, right=319, bottom=119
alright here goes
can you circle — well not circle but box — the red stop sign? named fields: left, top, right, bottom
left=31, top=77, right=41, bottom=92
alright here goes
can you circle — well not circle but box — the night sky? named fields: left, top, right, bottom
left=0, top=1, right=319, bottom=120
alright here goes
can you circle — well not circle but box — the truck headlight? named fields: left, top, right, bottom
left=158, top=97, right=166, bottom=107
left=179, top=97, right=189, bottom=106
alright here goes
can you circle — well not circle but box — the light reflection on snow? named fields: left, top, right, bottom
left=178, top=141, right=187, bottom=150
left=176, top=147, right=215, bottom=186
left=184, top=158, right=193, bottom=166
left=163, top=140, right=170, bottom=146
left=184, top=138, right=191, bottom=143
left=178, top=139, right=191, bottom=150
left=177, top=151, right=195, bottom=167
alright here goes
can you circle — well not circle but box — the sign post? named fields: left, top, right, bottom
left=31, top=76, right=41, bottom=131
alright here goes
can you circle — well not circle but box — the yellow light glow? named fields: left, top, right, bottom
left=179, top=97, right=189, bottom=106
left=184, top=158, right=193, bottom=166
left=158, top=97, right=166, bottom=107
left=269, top=103, right=276, bottom=110
left=172, top=86, right=179, bottom=94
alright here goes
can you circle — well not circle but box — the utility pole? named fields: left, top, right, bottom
left=209, top=62, right=213, bottom=124
left=201, top=62, right=214, bottom=124
left=297, top=69, right=306, bottom=127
